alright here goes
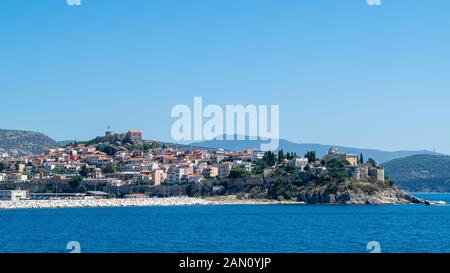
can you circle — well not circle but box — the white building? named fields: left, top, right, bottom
left=193, top=162, right=208, bottom=175
left=0, top=190, right=27, bottom=201
left=66, top=165, right=81, bottom=174
left=251, top=151, right=265, bottom=162
left=150, top=162, right=160, bottom=171
left=43, top=162, right=56, bottom=173
left=215, top=149, right=225, bottom=163
left=167, top=166, right=193, bottom=184
left=152, top=169, right=166, bottom=186
left=233, top=161, right=253, bottom=173
left=218, top=162, right=233, bottom=177
left=293, top=158, right=309, bottom=171
left=187, top=175, right=204, bottom=184
left=7, top=173, right=28, bottom=183
left=86, top=156, right=112, bottom=165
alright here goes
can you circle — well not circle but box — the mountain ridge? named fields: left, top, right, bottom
left=0, top=128, right=58, bottom=157
left=0, top=129, right=441, bottom=164
left=191, top=136, right=438, bottom=163
left=384, top=154, right=450, bottom=192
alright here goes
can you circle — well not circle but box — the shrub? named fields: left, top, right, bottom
left=228, top=167, right=251, bottom=179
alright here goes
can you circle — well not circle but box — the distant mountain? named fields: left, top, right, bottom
left=57, top=140, right=77, bottom=146
left=384, top=154, right=450, bottom=193
left=0, top=129, right=57, bottom=157
left=158, top=141, right=219, bottom=152
left=192, top=136, right=438, bottom=163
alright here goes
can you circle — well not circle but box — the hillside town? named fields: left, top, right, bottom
left=0, top=130, right=389, bottom=202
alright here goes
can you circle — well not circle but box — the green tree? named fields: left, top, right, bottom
left=253, top=161, right=267, bottom=175
left=286, top=152, right=291, bottom=160
left=285, top=183, right=298, bottom=199
left=79, top=165, right=90, bottom=178
left=326, top=159, right=351, bottom=181
left=101, top=145, right=116, bottom=156
left=101, top=162, right=117, bottom=174
left=268, top=178, right=298, bottom=200
left=228, top=167, right=252, bottom=179
left=142, top=144, right=151, bottom=153
left=37, top=168, right=49, bottom=177
left=367, top=158, right=377, bottom=167
left=277, top=150, right=285, bottom=163
left=305, top=151, right=317, bottom=163
left=271, top=178, right=286, bottom=200
left=263, top=151, right=276, bottom=166
left=150, top=142, right=161, bottom=149
left=326, top=181, right=339, bottom=193
left=69, top=176, right=84, bottom=192
left=52, top=166, right=66, bottom=175
left=359, top=154, right=364, bottom=164
left=135, top=179, right=147, bottom=185
left=79, top=185, right=87, bottom=193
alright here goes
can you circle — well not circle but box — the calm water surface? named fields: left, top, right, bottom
left=0, top=193, right=449, bottom=253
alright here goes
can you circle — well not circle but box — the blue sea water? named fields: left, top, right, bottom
left=0, top=193, right=449, bottom=253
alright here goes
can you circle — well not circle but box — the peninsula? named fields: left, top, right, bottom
left=0, top=130, right=437, bottom=208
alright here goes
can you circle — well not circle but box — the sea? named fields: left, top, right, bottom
left=0, top=193, right=449, bottom=253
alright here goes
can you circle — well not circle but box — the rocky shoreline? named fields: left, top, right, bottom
left=0, top=195, right=445, bottom=210
left=0, top=197, right=305, bottom=210
left=0, top=198, right=208, bottom=210
left=298, top=187, right=426, bottom=205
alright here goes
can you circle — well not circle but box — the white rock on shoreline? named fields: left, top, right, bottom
left=0, top=197, right=305, bottom=210
left=4, top=196, right=439, bottom=210
left=0, top=198, right=212, bottom=210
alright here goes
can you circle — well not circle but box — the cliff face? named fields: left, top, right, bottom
left=298, top=181, right=426, bottom=205
left=258, top=160, right=430, bottom=205
left=212, top=175, right=426, bottom=205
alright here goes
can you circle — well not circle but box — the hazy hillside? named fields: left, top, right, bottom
left=192, top=136, right=436, bottom=163
left=384, top=154, right=450, bottom=192
left=0, top=129, right=57, bottom=157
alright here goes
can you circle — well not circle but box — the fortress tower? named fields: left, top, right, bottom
left=125, top=130, right=143, bottom=144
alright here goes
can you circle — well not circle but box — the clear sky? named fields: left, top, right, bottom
left=1, top=0, right=449, bottom=153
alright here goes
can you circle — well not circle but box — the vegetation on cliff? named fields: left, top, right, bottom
left=225, top=157, right=419, bottom=204
left=0, top=129, right=57, bottom=156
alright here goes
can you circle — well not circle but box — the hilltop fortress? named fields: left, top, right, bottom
left=96, top=130, right=143, bottom=145
left=323, top=146, right=385, bottom=182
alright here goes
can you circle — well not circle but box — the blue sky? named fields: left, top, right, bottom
left=1, top=0, right=449, bottom=153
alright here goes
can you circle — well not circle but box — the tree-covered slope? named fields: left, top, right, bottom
left=384, top=154, right=450, bottom=192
